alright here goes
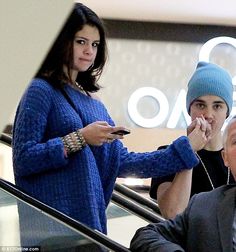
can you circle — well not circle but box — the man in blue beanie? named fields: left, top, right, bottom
left=150, top=61, right=235, bottom=219
left=186, top=61, right=233, bottom=117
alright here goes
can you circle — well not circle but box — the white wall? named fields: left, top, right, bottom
left=0, top=0, right=73, bottom=132
left=81, top=0, right=236, bottom=26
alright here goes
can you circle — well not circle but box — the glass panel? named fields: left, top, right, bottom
left=106, top=202, right=148, bottom=247
left=0, top=188, right=108, bottom=251
left=0, top=142, right=14, bottom=184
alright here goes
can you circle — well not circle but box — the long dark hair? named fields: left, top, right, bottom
left=35, top=3, right=107, bottom=92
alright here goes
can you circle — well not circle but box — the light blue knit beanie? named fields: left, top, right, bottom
left=186, top=61, right=233, bottom=117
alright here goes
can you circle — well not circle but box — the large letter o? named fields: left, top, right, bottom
left=127, top=87, right=169, bottom=128
left=199, top=36, right=236, bottom=85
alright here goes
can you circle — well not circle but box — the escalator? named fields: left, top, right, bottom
left=108, top=188, right=164, bottom=246
left=0, top=133, right=164, bottom=249
left=0, top=178, right=129, bottom=251
left=113, top=183, right=162, bottom=216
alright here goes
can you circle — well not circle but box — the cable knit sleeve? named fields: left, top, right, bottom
left=118, top=136, right=199, bottom=178
left=13, top=80, right=68, bottom=177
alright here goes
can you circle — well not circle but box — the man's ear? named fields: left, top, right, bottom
left=221, top=149, right=229, bottom=167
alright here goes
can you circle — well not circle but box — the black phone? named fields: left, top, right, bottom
left=111, top=129, right=131, bottom=135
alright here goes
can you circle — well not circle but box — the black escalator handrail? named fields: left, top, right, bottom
left=111, top=191, right=164, bottom=223
left=0, top=133, right=12, bottom=146
left=0, top=178, right=130, bottom=252
left=114, top=183, right=161, bottom=215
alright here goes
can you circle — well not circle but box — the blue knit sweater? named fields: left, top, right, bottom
left=12, top=78, right=198, bottom=234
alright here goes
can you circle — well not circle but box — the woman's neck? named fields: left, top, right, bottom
left=63, top=65, right=78, bottom=83
left=71, top=70, right=78, bottom=83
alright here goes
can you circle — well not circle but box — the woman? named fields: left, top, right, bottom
left=12, top=3, right=209, bottom=234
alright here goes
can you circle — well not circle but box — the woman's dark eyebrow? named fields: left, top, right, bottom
left=74, top=36, right=100, bottom=43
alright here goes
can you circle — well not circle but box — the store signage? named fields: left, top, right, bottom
left=128, top=36, right=236, bottom=128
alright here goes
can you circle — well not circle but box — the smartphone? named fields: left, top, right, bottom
left=111, top=129, right=131, bottom=136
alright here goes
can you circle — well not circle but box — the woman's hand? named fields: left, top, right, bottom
left=79, top=121, right=128, bottom=146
